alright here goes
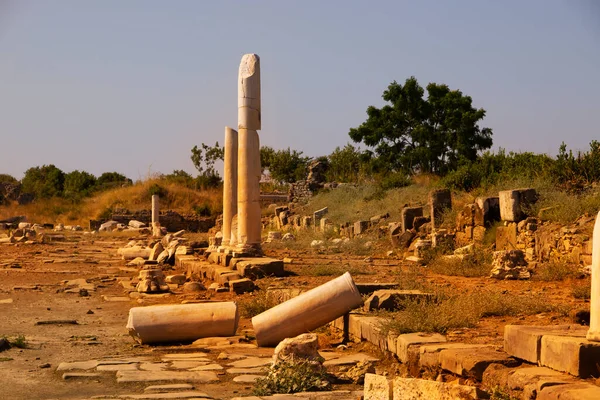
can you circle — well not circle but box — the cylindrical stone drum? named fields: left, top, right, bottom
left=252, top=272, right=363, bottom=347
left=127, top=302, right=239, bottom=344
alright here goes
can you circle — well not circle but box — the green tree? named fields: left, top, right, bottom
left=96, top=172, right=132, bottom=190
left=349, top=77, right=493, bottom=175
left=191, top=142, right=224, bottom=188
left=326, top=143, right=372, bottom=182
left=162, top=170, right=194, bottom=187
left=21, top=165, right=65, bottom=199
left=262, top=147, right=310, bottom=183
left=64, top=170, right=97, bottom=199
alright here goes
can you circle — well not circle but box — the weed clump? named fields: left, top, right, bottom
left=427, top=248, right=491, bottom=277
left=239, top=291, right=278, bottom=318
left=381, top=290, right=568, bottom=335
left=533, top=262, right=578, bottom=281
left=253, top=358, right=331, bottom=396
left=572, top=279, right=591, bottom=300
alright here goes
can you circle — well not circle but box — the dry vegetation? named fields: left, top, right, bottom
left=0, top=179, right=221, bottom=226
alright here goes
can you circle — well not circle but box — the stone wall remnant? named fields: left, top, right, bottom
left=429, top=189, right=452, bottom=229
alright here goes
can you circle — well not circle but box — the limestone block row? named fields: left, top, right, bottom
left=504, top=325, right=600, bottom=378
left=364, top=374, right=484, bottom=400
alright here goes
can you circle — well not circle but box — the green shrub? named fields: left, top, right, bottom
left=572, top=280, right=591, bottom=300
left=253, top=358, right=331, bottom=395
left=239, top=291, right=278, bottom=318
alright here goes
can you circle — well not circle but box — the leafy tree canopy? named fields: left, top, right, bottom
left=261, top=146, right=310, bottom=183
left=21, top=164, right=65, bottom=199
left=64, top=170, right=97, bottom=199
left=96, top=172, right=132, bottom=190
left=349, top=77, right=493, bottom=175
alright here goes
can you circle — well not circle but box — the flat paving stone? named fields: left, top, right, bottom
left=62, top=372, right=102, bottom=380
left=118, top=391, right=212, bottom=399
left=57, top=360, right=99, bottom=370
left=189, top=363, right=224, bottom=371
left=232, top=374, right=264, bottom=383
left=116, top=370, right=220, bottom=383
left=170, top=361, right=210, bottom=369
left=440, top=347, right=519, bottom=380
left=226, top=367, right=268, bottom=374
left=144, top=384, right=194, bottom=392
left=140, top=363, right=169, bottom=371
left=323, top=353, right=379, bottom=367
left=97, top=363, right=139, bottom=371
left=163, top=353, right=211, bottom=360
left=228, top=357, right=272, bottom=368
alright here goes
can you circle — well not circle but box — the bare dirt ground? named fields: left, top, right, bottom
left=0, top=233, right=588, bottom=399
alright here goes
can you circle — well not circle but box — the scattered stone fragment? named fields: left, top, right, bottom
left=166, top=275, right=187, bottom=285
left=162, top=353, right=211, bottom=360
left=38, top=363, right=51, bottom=368
left=0, top=299, right=13, bottom=304
left=35, top=320, right=78, bottom=325
left=183, top=282, right=206, bottom=292
left=272, top=333, right=320, bottom=365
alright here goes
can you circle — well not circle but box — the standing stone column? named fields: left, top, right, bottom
left=221, top=126, right=238, bottom=247
left=587, top=211, right=600, bottom=341
left=151, top=194, right=160, bottom=237
left=237, top=54, right=262, bottom=254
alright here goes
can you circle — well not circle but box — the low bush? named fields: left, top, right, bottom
left=428, top=248, right=491, bottom=277
left=253, top=358, right=331, bottom=396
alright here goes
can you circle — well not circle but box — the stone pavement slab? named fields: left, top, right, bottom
left=116, top=371, right=219, bottom=383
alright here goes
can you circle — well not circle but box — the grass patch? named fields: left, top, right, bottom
left=381, top=289, right=568, bottom=334
left=572, top=279, right=591, bottom=300
left=533, top=262, right=578, bottom=281
left=239, top=291, right=278, bottom=319
left=428, top=248, right=491, bottom=277
left=0, top=357, right=13, bottom=362
left=253, top=358, right=331, bottom=396
left=394, top=267, right=430, bottom=291
left=10, top=334, right=28, bottom=349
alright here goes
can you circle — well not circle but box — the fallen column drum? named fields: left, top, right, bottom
left=127, top=302, right=239, bottom=344
left=252, top=272, right=363, bottom=347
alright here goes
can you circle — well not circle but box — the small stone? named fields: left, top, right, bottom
left=183, top=282, right=206, bottom=293
left=57, top=360, right=99, bottom=370
left=38, top=363, right=51, bottom=369
left=144, top=383, right=194, bottom=392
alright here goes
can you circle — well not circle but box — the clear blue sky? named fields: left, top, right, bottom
left=1, top=1, right=599, bottom=180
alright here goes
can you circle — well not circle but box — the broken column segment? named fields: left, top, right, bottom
left=499, top=188, right=538, bottom=222
left=151, top=194, right=160, bottom=237
left=587, top=211, right=600, bottom=342
left=401, top=206, right=423, bottom=232
left=126, top=302, right=239, bottom=344
left=222, top=126, right=238, bottom=248
left=252, top=272, right=363, bottom=347
left=237, top=53, right=262, bottom=254
left=429, top=189, right=452, bottom=229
